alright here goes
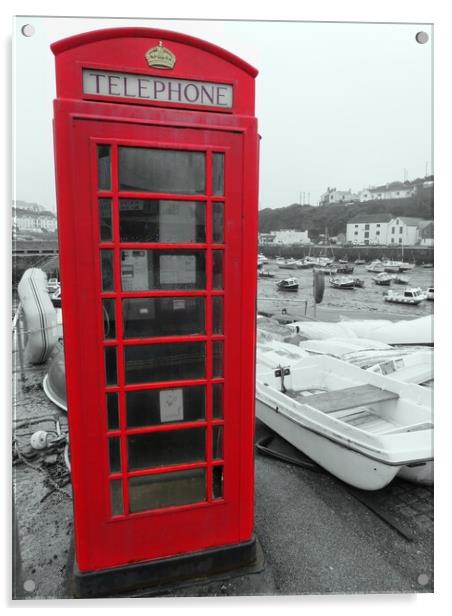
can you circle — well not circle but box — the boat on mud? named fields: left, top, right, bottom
left=392, top=274, right=410, bottom=285
left=384, top=288, right=425, bottom=305
left=255, top=355, right=433, bottom=490
left=383, top=260, right=402, bottom=273
left=258, top=269, right=275, bottom=278
left=373, top=272, right=393, bottom=286
left=336, top=264, right=354, bottom=274
left=366, top=260, right=385, bottom=273
left=276, top=277, right=299, bottom=292
left=329, top=276, right=356, bottom=289
left=353, top=278, right=365, bottom=288
left=278, top=258, right=299, bottom=270
left=426, top=287, right=434, bottom=301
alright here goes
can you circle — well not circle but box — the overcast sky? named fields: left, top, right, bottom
left=14, top=16, right=432, bottom=210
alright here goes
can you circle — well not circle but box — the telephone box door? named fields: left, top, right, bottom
left=61, top=116, right=254, bottom=572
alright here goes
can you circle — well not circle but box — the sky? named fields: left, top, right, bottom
left=14, top=16, right=432, bottom=211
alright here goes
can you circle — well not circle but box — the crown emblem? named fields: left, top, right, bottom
left=145, top=41, right=176, bottom=69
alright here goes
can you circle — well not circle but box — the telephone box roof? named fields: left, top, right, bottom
left=51, top=27, right=258, bottom=77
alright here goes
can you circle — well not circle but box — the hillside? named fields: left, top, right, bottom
left=259, top=186, right=433, bottom=240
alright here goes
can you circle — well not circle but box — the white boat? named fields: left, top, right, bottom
left=256, top=355, right=433, bottom=490
left=258, top=253, right=268, bottom=268
left=426, top=287, right=434, bottom=301
left=366, top=260, right=384, bottom=273
left=286, top=315, right=433, bottom=346
left=384, top=288, right=425, bottom=305
left=329, top=276, right=355, bottom=289
left=278, top=258, right=299, bottom=270
left=259, top=338, right=434, bottom=387
left=17, top=268, right=59, bottom=364
left=383, top=260, right=402, bottom=273
left=373, top=272, right=393, bottom=286
left=276, top=277, right=299, bottom=291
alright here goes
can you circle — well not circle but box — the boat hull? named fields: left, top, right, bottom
left=255, top=399, right=401, bottom=490
left=398, top=461, right=433, bottom=485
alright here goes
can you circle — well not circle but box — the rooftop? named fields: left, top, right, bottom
left=348, top=214, right=393, bottom=224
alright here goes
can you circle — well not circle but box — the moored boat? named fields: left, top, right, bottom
left=255, top=355, right=433, bottom=490
left=426, top=287, right=434, bottom=301
left=353, top=278, right=365, bottom=288
left=366, top=260, right=384, bottom=273
left=329, top=276, right=355, bottom=289
left=354, top=258, right=366, bottom=265
left=392, top=274, right=409, bottom=284
left=336, top=264, right=354, bottom=274
left=383, top=260, right=402, bottom=273
left=383, top=288, right=425, bottom=305
left=278, top=258, right=299, bottom=270
left=258, top=269, right=275, bottom=278
left=276, top=277, right=299, bottom=292
left=373, top=272, right=393, bottom=286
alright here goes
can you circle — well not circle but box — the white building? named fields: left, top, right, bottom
left=13, top=207, right=58, bottom=233
left=359, top=183, right=415, bottom=202
left=386, top=217, right=422, bottom=246
left=262, top=229, right=311, bottom=245
left=319, top=188, right=359, bottom=206
left=346, top=214, right=393, bottom=245
left=347, top=214, right=433, bottom=246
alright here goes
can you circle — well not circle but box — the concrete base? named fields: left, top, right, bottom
left=72, top=536, right=259, bottom=598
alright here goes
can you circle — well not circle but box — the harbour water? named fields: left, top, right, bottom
left=258, top=260, right=434, bottom=323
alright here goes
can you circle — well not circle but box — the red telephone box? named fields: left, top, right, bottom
left=51, top=28, right=259, bottom=594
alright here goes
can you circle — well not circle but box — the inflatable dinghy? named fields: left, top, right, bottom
left=17, top=268, right=58, bottom=364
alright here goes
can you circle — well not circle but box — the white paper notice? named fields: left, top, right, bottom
left=159, top=388, right=184, bottom=423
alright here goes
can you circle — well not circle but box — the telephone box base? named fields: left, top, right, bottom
left=73, top=536, right=258, bottom=598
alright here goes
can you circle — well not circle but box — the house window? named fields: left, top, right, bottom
left=391, top=238, right=394, bottom=243
left=376, top=223, right=380, bottom=227
left=365, top=224, right=369, bottom=230
left=354, top=231, right=358, bottom=236
left=376, top=230, right=380, bottom=236
left=396, top=192, right=400, bottom=195
left=399, top=238, right=402, bottom=244
left=364, top=232, right=369, bottom=238
left=355, top=224, right=358, bottom=228
left=399, top=226, right=403, bottom=233
left=392, top=227, right=395, bottom=234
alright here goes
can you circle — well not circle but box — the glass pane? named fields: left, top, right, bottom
left=103, top=299, right=116, bottom=339
left=212, top=466, right=223, bottom=499
left=119, top=199, right=205, bottom=243
left=124, top=342, right=205, bottom=385
left=213, top=426, right=223, bottom=460
left=212, top=296, right=223, bottom=334
left=99, top=198, right=112, bottom=241
left=119, top=147, right=205, bottom=194
left=121, top=250, right=206, bottom=291
left=213, top=341, right=223, bottom=378
left=127, top=386, right=206, bottom=427
left=110, top=480, right=123, bottom=516
left=101, top=250, right=114, bottom=291
left=105, top=347, right=117, bottom=385
left=129, top=469, right=206, bottom=513
left=109, top=437, right=121, bottom=473
left=212, top=384, right=223, bottom=419
left=128, top=428, right=206, bottom=470
left=212, top=153, right=224, bottom=196
left=97, top=145, right=111, bottom=190
left=213, top=251, right=223, bottom=289
left=123, top=297, right=205, bottom=338
left=106, top=392, right=119, bottom=431
left=213, top=202, right=224, bottom=243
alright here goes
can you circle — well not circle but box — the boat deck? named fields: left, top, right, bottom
left=286, top=384, right=400, bottom=434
